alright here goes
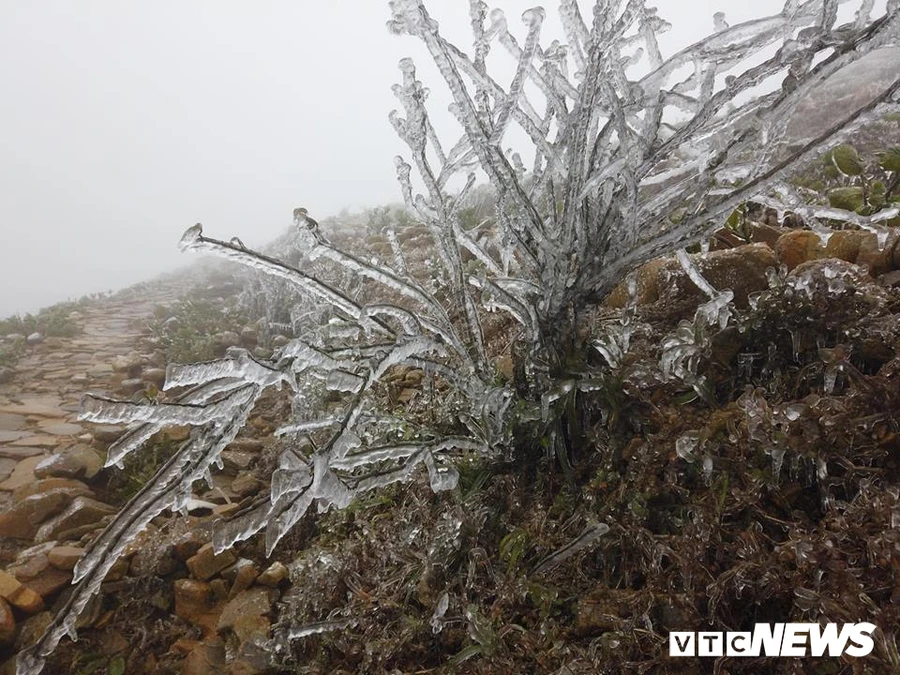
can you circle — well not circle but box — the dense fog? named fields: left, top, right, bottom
left=0, top=0, right=784, bottom=317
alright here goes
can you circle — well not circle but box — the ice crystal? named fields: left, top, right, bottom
left=18, top=1, right=900, bottom=672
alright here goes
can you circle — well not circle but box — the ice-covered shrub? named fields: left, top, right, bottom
left=18, top=0, right=900, bottom=672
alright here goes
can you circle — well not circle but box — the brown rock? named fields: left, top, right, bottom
left=226, top=438, right=263, bottom=453
left=217, top=587, right=273, bottom=643
left=103, top=558, right=130, bottom=583
left=7, top=435, right=61, bottom=449
left=91, top=424, right=125, bottom=443
left=240, top=327, right=258, bottom=346
left=141, top=368, right=166, bottom=387
left=403, top=369, right=424, bottom=385
left=173, top=530, right=210, bottom=562
left=90, top=425, right=126, bottom=443
left=0, top=570, right=44, bottom=614
left=747, top=222, right=790, bottom=248
left=0, top=458, right=14, bottom=483
left=15, top=566, right=71, bottom=600
left=256, top=562, right=289, bottom=588
left=0, top=489, right=75, bottom=539
left=0, top=431, right=29, bottom=444
left=187, top=544, right=237, bottom=581
left=604, top=257, right=669, bottom=308
left=13, top=478, right=92, bottom=501
left=13, top=610, right=53, bottom=651
left=0, top=400, right=67, bottom=418
left=33, top=445, right=103, bottom=480
left=824, top=229, right=871, bottom=264
left=0, top=446, right=45, bottom=461
left=34, top=496, right=116, bottom=544
left=0, top=597, right=14, bottom=646
left=175, top=579, right=221, bottom=634
left=8, top=550, right=51, bottom=583
left=856, top=230, right=900, bottom=276
left=220, top=451, right=254, bottom=473
left=130, top=542, right=177, bottom=577
left=397, top=388, right=418, bottom=404
left=230, top=474, right=264, bottom=498
left=212, top=503, right=241, bottom=518
left=0, top=455, right=45, bottom=492
left=227, top=561, right=259, bottom=598
left=35, top=420, right=83, bottom=436
left=111, top=354, right=143, bottom=375
left=181, top=636, right=227, bottom=675
left=48, top=546, right=85, bottom=571
left=775, top=230, right=825, bottom=271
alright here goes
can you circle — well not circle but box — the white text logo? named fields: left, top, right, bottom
left=669, top=623, right=876, bottom=657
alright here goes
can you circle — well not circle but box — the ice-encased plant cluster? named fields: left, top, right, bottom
left=18, top=0, right=900, bottom=671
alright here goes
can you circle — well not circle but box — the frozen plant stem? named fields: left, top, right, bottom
left=18, top=1, right=900, bottom=672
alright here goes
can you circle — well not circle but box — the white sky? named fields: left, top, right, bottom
left=0, top=0, right=788, bottom=317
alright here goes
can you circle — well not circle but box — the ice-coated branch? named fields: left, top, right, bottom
left=18, top=384, right=261, bottom=675
left=19, top=1, right=900, bottom=671
left=179, top=224, right=394, bottom=336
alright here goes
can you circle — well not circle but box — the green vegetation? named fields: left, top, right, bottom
left=0, top=300, right=84, bottom=339
left=0, top=338, right=24, bottom=368
left=105, top=434, right=182, bottom=504
left=148, top=298, right=247, bottom=363
left=0, top=299, right=87, bottom=369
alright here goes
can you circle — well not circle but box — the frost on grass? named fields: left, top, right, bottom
left=17, top=1, right=900, bottom=672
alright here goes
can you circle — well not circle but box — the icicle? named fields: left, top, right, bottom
left=532, top=522, right=610, bottom=575
left=431, top=592, right=450, bottom=634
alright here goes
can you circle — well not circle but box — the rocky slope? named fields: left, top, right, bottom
left=0, top=210, right=898, bottom=673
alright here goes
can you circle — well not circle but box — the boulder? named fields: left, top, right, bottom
left=217, top=587, right=273, bottom=644
left=224, top=560, right=259, bottom=598
left=174, top=579, right=221, bottom=634
left=13, top=565, right=71, bottom=600
left=240, top=327, right=258, bottom=346
left=186, top=544, right=237, bottom=581
left=0, top=455, right=45, bottom=491
left=173, top=530, right=210, bottom=562
left=34, top=497, right=116, bottom=544
left=111, top=354, right=143, bottom=376
left=856, top=230, right=900, bottom=276
left=231, top=474, right=264, bottom=498
left=0, top=489, right=78, bottom=539
left=256, top=562, right=289, bottom=588
left=181, top=637, right=227, bottom=675
left=13, top=478, right=92, bottom=502
left=217, top=332, right=240, bottom=349
left=90, top=425, right=126, bottom=443
left=141, top=368, right=166, bottom=387
left=0, top=571, right=44, bottom=614
left=25, top=333, right=43, bottom=346
left=34, top=445, right=103, bottom=480
left=48, top=546, right=85, bottom=571
left=775, top=230, right=824, bottom=271
left=824, top=229, right=871, bottom=264
left=605, top=243, right=776, bottom=314
left=119, top=378, right=144, bottom=395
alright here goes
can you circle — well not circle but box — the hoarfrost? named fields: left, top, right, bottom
left=18, top=1, right=900, bottom=672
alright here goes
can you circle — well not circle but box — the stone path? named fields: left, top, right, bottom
left=0, top=281, right=181, bottom=496
left=0, top=276, right=291, bottom=674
